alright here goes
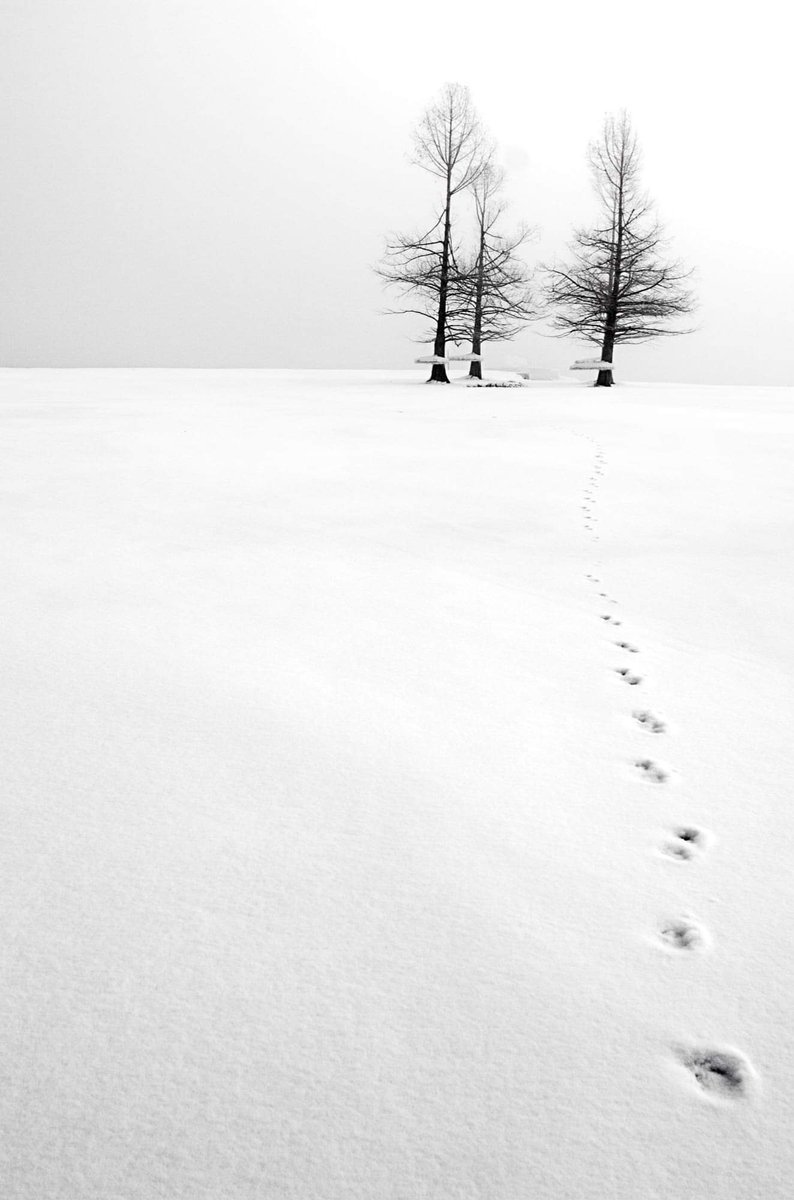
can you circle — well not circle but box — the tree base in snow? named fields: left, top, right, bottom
left=463, top=378, right=527, bottom=388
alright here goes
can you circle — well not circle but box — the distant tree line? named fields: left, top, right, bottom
left=377, top=85, right=694, bottom=387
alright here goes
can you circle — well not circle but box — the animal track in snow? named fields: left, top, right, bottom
left=662, top=826, right=709, bottom=860
left=659, top=917, right=709, bottom=952
left=664, top=841, right=695, bottom=861
left=633, top=709, right=666, bottom=734
left=635, top=758, right=669, bottom=783
left=616, top=667, right=642, bottom=686
left=675, top=825, right=706, bottom=847
left=675, top=1045, right=756, bottom=1102
left=615, top=641, right=639, bottom=653
left=600, top=614, right=621, bottom=625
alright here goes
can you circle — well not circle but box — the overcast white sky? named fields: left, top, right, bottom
left=2, top=0, right=791, bottom=382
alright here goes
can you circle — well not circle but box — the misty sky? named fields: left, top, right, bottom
left=2, top=0, right=791, bottom=383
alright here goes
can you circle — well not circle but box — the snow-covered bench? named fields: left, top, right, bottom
left=569, top=359, right=613, bottom=371
left=414, top=354, right=482, bottom=364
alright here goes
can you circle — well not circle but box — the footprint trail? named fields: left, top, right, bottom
left=575, top=433, right=757, bottom=1105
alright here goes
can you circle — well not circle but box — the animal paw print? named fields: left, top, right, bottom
left=658, top=917, right=709, bottom=952
left=634, top=758, right=669, bottom=783
left=633, top=709, right=666, bottom=734
left=662, top=826, right=709, bottom=861
left=674, top=1045, right=757, bottom=1102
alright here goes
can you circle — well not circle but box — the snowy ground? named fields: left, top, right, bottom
left=1, top=368, right=793, bottom=1199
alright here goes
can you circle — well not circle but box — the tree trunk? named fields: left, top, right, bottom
left=596, top=230, right=620, bottom=387
left=595, top=321, right=615, bottom=387
left=469, top=232, right=485, bottom=379
left=429, top=185, right=453, bottom=383
left=596, top=183, right=624, bottom=388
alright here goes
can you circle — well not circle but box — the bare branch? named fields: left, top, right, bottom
left=445, top=160, right=538, bottom=375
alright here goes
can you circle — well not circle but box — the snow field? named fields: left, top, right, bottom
left=1, top=369, right=793, bottom=1199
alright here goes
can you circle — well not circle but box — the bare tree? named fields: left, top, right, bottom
left=375, top=215, right=469, bottom=369
left=544, top=112, right=695, bottom=386
left=377, top=84, right=488, bottom=383
left=447, top=164, right=536, bottom=379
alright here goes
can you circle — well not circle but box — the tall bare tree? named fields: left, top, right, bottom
left=378, top=84, right=488, bottom=383
left=544, top=112, right=695, bottom=386
left=447, top=164, right=536, bottom=379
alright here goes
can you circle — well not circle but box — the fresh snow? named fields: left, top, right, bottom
left=1, top=368, right=793, bottom=1199
left=519, top=366, right=560, bottom=381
